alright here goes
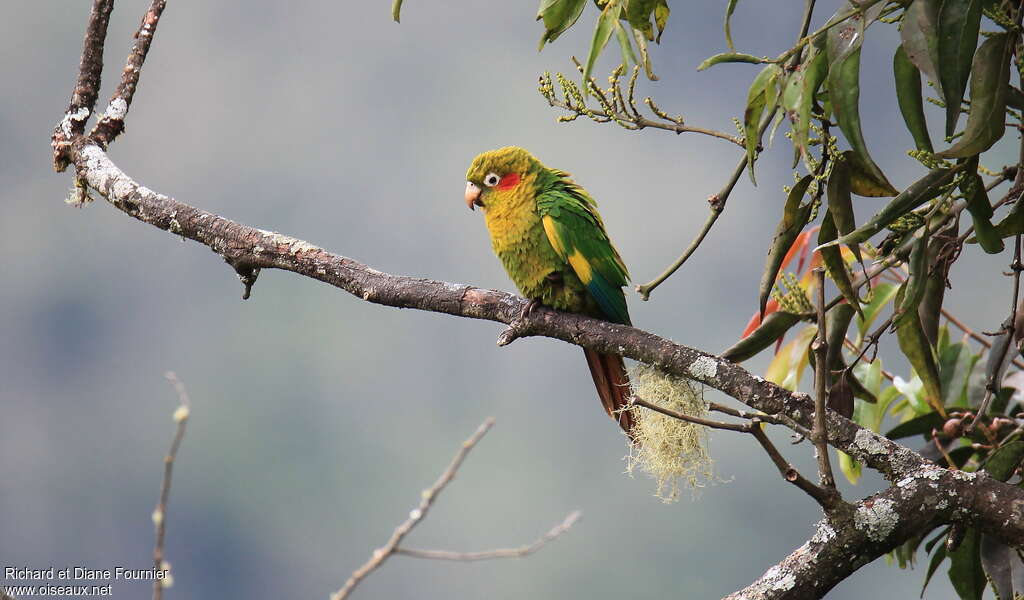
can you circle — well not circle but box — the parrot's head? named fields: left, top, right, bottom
left=464, top=146, right=538, bottom=211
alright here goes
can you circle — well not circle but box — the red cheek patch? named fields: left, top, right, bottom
left=497, top=173, right=521, bottom=190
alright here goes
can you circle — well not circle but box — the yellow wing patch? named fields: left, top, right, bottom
left=567, top=250, right=593, bottom=284
left=542, top=215, right=566, bottom=257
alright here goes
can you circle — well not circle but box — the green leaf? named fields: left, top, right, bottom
left=624, top=0, right=655, bottom=39
left=901, top=0, right=943, bottom=99
left=785, top=40, right=827, bottom=168
left=721, top=311, right=802, bottom=362
left=922, top=541, right=948, bottom=596
left=858, top=282, right=900, bottom=337
left=838, top=451, right=861, bottom=484
left=631, top=27, right=658, bottom=80
left=743, top=65, right=783, bottom=183
left=961, top=171, right=1004, bottom=253
left=392, top=0, right=404, bottom=22
left=583, top=1, right=621, bottom=85
left=818, top=211, right=861, bottom=316
left=724, top=0, right=740, bottom=51
left=983, top=440, right=1024, bottom=481
left=697, top=52, right=767, bottom=71
left=537, top=0, right=587, bottom=49
left=826, top=157, right=865, bottom=264
left=758, top=176, right=815, bottom=318
left=894, top=230, right=930, bottom=326
left=994, top=190, right=1024, bottom=238
left=980, top=534, right=1024, bottom=600
left=938, top=342, right=981, bottom=409
left=948, top=528, right=985, bottom=600
left=613, top=19, right=638, bottom=68
left=937, top=0, right=983, bottom=137
left=895, top=284, right=944, bottom=412
left=823, top=164, right=962, bottom=248
left=825, top=6, right=897, bottom=197
left=936, top=32, right=1013, bottom=159
left=893, top=45, right=934, bottom=153
left=653, top=0, right=668, bottom=43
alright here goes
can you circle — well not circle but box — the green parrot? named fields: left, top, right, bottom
left=464, top=146, right=634, bottom=435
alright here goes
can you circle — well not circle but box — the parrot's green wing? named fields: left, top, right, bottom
left=537, top=176, right=631, bottom=325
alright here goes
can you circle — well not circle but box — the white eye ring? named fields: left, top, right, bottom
left=483, top=172, right=501, bottom=187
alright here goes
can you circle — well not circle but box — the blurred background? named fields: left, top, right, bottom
left=1, top=2, right=1014, bottom=598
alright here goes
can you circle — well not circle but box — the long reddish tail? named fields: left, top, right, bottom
left=582, top=348, right=634, bottom=437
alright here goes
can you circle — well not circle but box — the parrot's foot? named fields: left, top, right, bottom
left=497, top=298, right=541, bottom=346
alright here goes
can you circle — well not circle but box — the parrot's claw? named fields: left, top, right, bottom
left=497, top=298, right=541, bottom=347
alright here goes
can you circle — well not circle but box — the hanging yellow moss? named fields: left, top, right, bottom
left=623, top=364, right=713, bottom=503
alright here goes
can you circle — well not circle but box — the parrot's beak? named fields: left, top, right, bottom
left=465, top=182, right=483, bottom=210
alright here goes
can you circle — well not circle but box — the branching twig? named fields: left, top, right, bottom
left=636, top=154, right=747, bottom=299
left=631, top=396, right=751, bottom=432
left=52, top=0, right=115, bottom=171
left=91, top=0, right=167, bottom=147
left=540, top=64, right=743, bottom=147
left=152, top=372, right=191, bottom=600
left=331, top=419, right=577, bottom=599
left=749, top=423, right=838, bottom=509
left=332, top=419, right=496, bottom=599
left=973, top=234, right=1023, bottom=425
left=394, top=510, right=581, bottom=561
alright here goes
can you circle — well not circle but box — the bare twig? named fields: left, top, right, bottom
left=91, top=0, right=168, bottom=147
left=331, top=419, right=495, bottom=599
left=52, top=0, right=115, bottom=171
left=636, top=154, right=747, bottom=300
left=631, top=396, right=751, bottom=432
left=395, top=511, right=581, bottom=561
left=811, top=269, right=838, bottom=493
left=749, top=423, right=838, bottom=509
left=941, top=307, right=1024, bottom=370
left=152, top=372, right=191, bottom=600
left=973, top=234, right=1023, bottom=425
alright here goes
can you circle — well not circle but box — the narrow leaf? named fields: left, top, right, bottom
left=819, top=211, right=862, bottom=315
left=826, top=6, right=897, bottom=196
left=697, top=52, right=767, bottom=71
left=948, top=528, right=985, bottom=600
left=894, top=45, right=934, bottom=153
left=896, top=284, right=944, bottom=412
left=758, top=176, right=815, bottom=318
left=962, top=171, right=1004, bottom=253
left=392, top=0, right=404, bottom=22
left=936, top=32, right=1013, bottom=158
left=722, top=311, right=802, bottom=362
left=901, top=0, right=943, bottom=99
left=827, top=156, right=865, bottom=265
left=743, top=65, right=782, bottom=183
left=724, top=0, right=740, bottom=50
left=981, top=534, right=1024, bottom=600
left=937, top=0, right=983, bottom=137
left=583, top=2, right=620, bottom=85
left=823, top=164, right=962, bottom=248
left=984, top=440, right=1024, bottom=481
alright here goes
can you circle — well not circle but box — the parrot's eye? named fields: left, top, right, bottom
left=483, top=173, right=501, bottom=187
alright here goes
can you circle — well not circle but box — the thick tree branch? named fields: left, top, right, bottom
left=66, top=140, right=1024, bottom=599
left=725, top=466, right=1024, bottom=599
